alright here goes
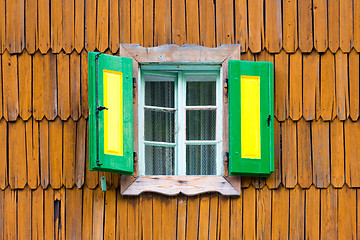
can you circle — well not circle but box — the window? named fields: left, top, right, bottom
left=138, top=68, right=223, bottom=176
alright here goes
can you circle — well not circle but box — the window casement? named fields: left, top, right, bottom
left=88, top=44, right=274, bottom=196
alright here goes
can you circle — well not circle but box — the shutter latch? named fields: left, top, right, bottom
left=96, top=106, right=108, bottom=114
left=267, top=115, right=271, bottom=127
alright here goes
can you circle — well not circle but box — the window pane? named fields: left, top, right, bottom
left=145, top=146, right=175, bottom=175
left=186, top=110, right=216, bottom=140
left=145, top=109, right=175, bottom=143
left=145, top=75, right=174, bottom=108
left=186, top=145, right=216, bottom=175
left=186, top=75, right=216, bottom=106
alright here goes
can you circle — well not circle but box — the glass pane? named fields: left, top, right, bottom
left=186, top=75, right=216, bottom=106
left=186, top=145, right=216, bottom=175
left=145, top=75, right=174, bottom=108
left=145, top=146, right=175, bottom=175
left=144, top=109, right=175, bottom=143
left=186, top=110, right=216, bottom=140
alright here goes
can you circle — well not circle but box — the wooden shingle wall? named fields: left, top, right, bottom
left=1, top=0, right=360, bottom=239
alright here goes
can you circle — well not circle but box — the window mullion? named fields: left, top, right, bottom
left=138, top=71, right=146, bottom=175
left=177, top=71, right=186, bottom=175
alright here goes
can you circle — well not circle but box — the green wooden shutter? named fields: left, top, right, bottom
left=229, top=60, right=274, bottom=177
left=88, top=52, right=133, bottom=174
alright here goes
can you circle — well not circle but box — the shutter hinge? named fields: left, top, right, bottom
left=96, top=158, right=103, bottom=166
left=224, top=78, right=229, bottom=102
left=224, top=152, right=229, bottom=163
left=267, top=115, right=272, bottom=127
left=133, top=77, right=137, bottom=99
left=133, top=152, right=137, bottom=162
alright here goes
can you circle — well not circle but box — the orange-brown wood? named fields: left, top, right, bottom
left=161, top=197, right=177, bottom=240
left=63, top=0, right=74, bottom=53
left=85, top=121, right=99, bottom=189
left=76, top=117, right=86, bottom=188
left=355, top=0, right=360, bottom=51
left=57, top=52, right=70, bottom=120
left=50, top=0, right=63, bottom=53
left=320, top=50, right=336, bottom=120
left=120, top=0, right=131, bottom=44
left=235, top=0, right=248, bottom=52
left=43, top=53, right=57, bottom=120
left=85, top=0, right=96, bottom=51
left=38, top=0, right=50, bottom=53
left=289, top=185, right=305, bottom=239
left=242, top=186, right=255, bottom=239
left=297, top=118, right=313, bottom=188
left=25, top=0, right=37, bottom=53
left=216, top=0, right=234, bottom=45
left=320, top=186, right=338, bottom=239
left=27, top=118, right=39, bottom=189
left=0, top=51, right=2, bottom=118
left=127, top=196, right=140, bottom=240
left=4, top=188, right=17, bottom=239
left=335, top=50, right=350, bottom=120
left=66, top=187, right=83, bottom=239
left=82, top=187, right=94, bottom=240
left=358, top=189, right=360, bottom=239
left=198, top=195, right=210, bottom=240
left=18, top=186, right=31, bottom=240
left=117, top=193, right=128, bottom=240
left=208, top=193, right=219, bottom=240
left=8, top=120, right=27, bottom=189
left=96, top=0, right=108, bottom=52
left=349, top=50, right=359, bottom=120
left=282, top=120, right=297, bottom=188
left=152, top=194, right=162, bottom=239
left=248, top=0, right=264, bottom=53
left=33, top=52, right=45, bottom=120
left=265, top=0, right=282, bottom=53
left=340, top=0, right=354, bottom=52
left=44, top=187, right=54, bottom=239
left=0, top=189, right=3, bottom=240
left=328, top=0, right=340, bottom=52
left=272, top=186, right=289, bottom=239
left=81, top=50, right=89, bottom=118
left=185, top=0, right=200, bottom=45
left=282, top=0, right=298, bottom=53
left=154, top=0, right=171, bottom=46
left=338, top=185, right=356, bottom=239
left=313, top=0, right=328, bottom=52
left=303, top=51, right=320, bottom=120
left=266, top=119, right=281, bottom=189
left=199, top=0, right=215, bottom=48
left=256, top=186, right=271, bottom=240
left=219, top=195, right=230, bottom=240
left=330, top=118, right=345, bottom=188
left=230, top=196, right=242, bottom=240
left=289, top=50, right=303, bottom=120
left=274, top=50, right=289, bottom=121
left=32, top=187, right=44, bottom=240
left=18, top=50, right=32, bottom=120
left=109, top=0, right=119, bottom=53
left=344, top=119, right=360, bottom=187
left=143, top=0, right=153, bottom=47
left=49, top=118, right=63, bottom=189
left=141, top=193, right=153, bottom=240
left=0, top=0, right=4, bottom=53
left=70, top=52, right=81, bottom=120
left=131, top=0, right=143, bottom=46
left=74, top=0, right=84, bottom=53
left=104, top=188, right=116, bottom=240
left=0, top=119, right=8, bottom=190
left=93, top=187, right=105, bottom=239
left=2, top=51, right=19, bottom=121
left=63, top=119, right=76, bottom=188
left=186, top=196, right=200, bottom=239
left=298, top=0, right=313, bottom=52
left=176, top=195, right=187, bottom=240
left=40, top=119, right=49, bottom=188
left=305, top=185, right=320, bottom=240
left=6, top=0, right=25, bottom=53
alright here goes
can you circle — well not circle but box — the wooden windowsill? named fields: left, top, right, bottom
left=121, top=175, right=240, bottom=196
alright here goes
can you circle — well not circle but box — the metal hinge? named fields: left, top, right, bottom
left=133, top=77, right=137, bottom=99
left=224, top=152, right=229, bottom=163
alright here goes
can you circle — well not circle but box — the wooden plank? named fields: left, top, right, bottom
left=0, top=49, right=2, bottom=118
left=74, top=0, right=85, bottom=53
left=28, top=118, right=40, bottom=189
left=219, top=195, right=230, bottom=240
left=49, top=118, right=62, bottom=189
left=57, top=52, right=70, bottom=120
left=328, top=0, right=340, bottom=52
left=161, top=197, right=177, bottom=240
left=313, top=0, right=328, bottom=52
left=140, top=194, right=153, bottom=240
left=289, top=50, right=303, bottom=120
left=85, top=0, right=96, bottom=51
left=320, top=186, right=337, bottom=239
left=40, top=119, right=49, bottom=188
left=4, top=188, right=17, bottom=240
left=85, top=120, right=98, bottom=189
left=298, top=0, right=313, bottom=52
left=63, top=119, right=76, bottom=188
left=176, top=195, right=187, bottom=240
left=119, top=0, right=131, bottom=44
left=266, top=119, right=281, bottom=189
left=96, top=0, right=108, bottom=52
left=272, top=186, right=289, bottom=239
left=63, top=0, right=75, bottom=53
left=54, top=188, right=66, bottom=240
left=109, top=0, right=119, bottom=53
left=256, top=186, right=271, bottom=240
left=305, top=186, right=320, bottom=240
left=242, top=186, right=255, bottom=239
left=274, top=50, right=289, bottom=121
left=117, top=193, right=128, bottom=240
left=248, top=0, right=264, bottom=53
left=32, top=187, right=44, bottom=240
left=25, top=0, right=37, bottom=53
left=312, top=119, right=330, bottom=188
left=104, top=188, right=116, bottom=240
left=289, top=185, right=305, bottom=239
left=2, top=51, right=19, bottom=121
left=152, top=195, right=162, bottom=240
left=282, top=0, right=298, bottom=52
left=50, top=0, right=62, bottom=53
left=349, top=49, right=359, bottom=120
left=43, top=53, right=57, bottom=120
left=127, top=196, right=140, bottom=240
left=358, top=189, right=360, bottom=239
left=330, top=118, right=345, bottom=188
left=344, top=119, right=360, bottom=187
left=18, top=186, right=31, bottom=240
left=18, top=50, right=32, bottom=120
left=216, top=0, right=234, bottom=45
left=154, top=0, right=171, bottom=45
left=143, top=0, right=153, bottom=46
left=186, top=196, right=200, bottom=239
left=320, top=50, right=336, bottom=120
left=230, top=196, right=241, bottom=240
left=297, top=118, right=312, bottom=188
left=338, top=185, right=356, bottom=239
left=81, top=50, right=89, bottom=118
left=8, top=120, right=27, bottom=189
left=38, top=0, right=50, bottom=53
left=185, top=0, right=200, bottom=44
left=355, top=0, right=360, bottom=51
left=33, top=52, right=45, bottom=120
left=0, top=0, right=4, bottom=53
left=70, top=52, right=81, bottom=120
left=0, top=119, right=8, bottom=190
left=75, top=117, right=86, bottom=188
left=131, top=0, right=143, bottom=45
left=265, top=0, right=282, bottom=53
left=172, top=0, right=186, bottom=46
left=335, top=50, right=350, bottom=120
left=340, top=0, right=354, bottom=52
left=93, top=187, right=105, bottom=239
left=282, top=120, right=297, bottom=188
left=82, top=187, right=93, bottom=240
left=6, top=0, right=25, bottom=53
left=198, top=194, right=210, bottom=240
left=303, top=51, right=320, bottom=120
left=234, top=0, right=248, bottom=52
left=0, top=190, right=3, bottom=240
left=66, top=187, right=83, bottom=239
left=208, top=193, right=218, bottom=240
left=44, top=187, right=54, bottom=240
